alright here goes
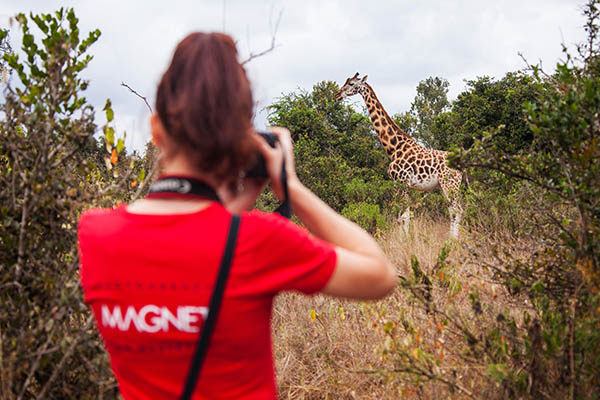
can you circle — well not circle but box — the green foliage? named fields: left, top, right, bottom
left=0, top=9, right=145, bottom=398
left=266, top=81, right=394, bottom=226
left=341, top=202, right=387, bottom=233
left=0, top=28, right=11, bottom=83
left=391, top=110, right=417, bottom=137
left=439, top=72, right=539, bottom=153
left=458, top=173, right=537, bottom=236
left=394, top=76, right=450, bottom=148
left=372, top=3, right=600, bottom=398
left=392, top=73, right=537, bottom=156
left=341, top=177, right=395, bottom=206
left=444, top=1, right=600, bottom=397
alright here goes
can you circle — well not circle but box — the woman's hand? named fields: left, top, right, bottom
left=222, top=126, right=297, bottom=213
left=252, top=127, right=299, bottom=202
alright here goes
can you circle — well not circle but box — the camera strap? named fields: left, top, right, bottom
left=147, top=176, right=221, bottom=202
left=148, top=173, right=291, bottom=219
left=180, top=213, right=241, bottom=400
left=273, top=155, right=291, bottom=219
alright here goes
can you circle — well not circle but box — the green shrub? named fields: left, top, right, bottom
left=445, top=2, right=600, bottom=396
left=341, top=202, right=387, bottom=234
left=0, top=10, right=146, bottom=398
left=262, top=81, right=394, bottom=219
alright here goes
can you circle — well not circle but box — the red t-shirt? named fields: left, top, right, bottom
left=78, top=202, right=336, bottom=399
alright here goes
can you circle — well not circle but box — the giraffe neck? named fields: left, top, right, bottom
left=358, top=83, right=415, bottom=159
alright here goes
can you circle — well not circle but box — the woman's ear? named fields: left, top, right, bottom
left=150, top=114, right=166, bottom=148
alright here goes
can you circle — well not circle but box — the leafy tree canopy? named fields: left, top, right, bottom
left=266, top=81, right=394, bottom=230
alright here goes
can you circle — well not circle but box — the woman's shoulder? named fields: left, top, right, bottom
left=78, top=205, right=132, bottom=240
left=81, top=205, right=123, bottom=217
left=239, top=210, right=317, bottom=250
left=241, top=209, right=303, bottom=233
left=79, top=205, right=125, bottom=225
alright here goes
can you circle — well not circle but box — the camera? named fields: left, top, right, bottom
left=246, top=131, right=278, bottom=178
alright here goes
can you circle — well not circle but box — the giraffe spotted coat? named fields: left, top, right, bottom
left=335, top=73, right=463, bottom=237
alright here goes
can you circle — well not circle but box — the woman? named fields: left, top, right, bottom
left=78, top=32, right=396, bottom=399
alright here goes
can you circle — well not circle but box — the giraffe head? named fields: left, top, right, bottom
left=334, top=72, right=368, bottom=101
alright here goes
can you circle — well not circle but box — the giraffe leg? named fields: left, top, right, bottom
left=440, top=169, right=463, bottom=239
left=390, top=163, right=411, bottom=235
left=396, top=188, right=411, bottom=235
left=400, top=207, right=411, bottom=235
left=449, top=196, right=463, bottom=239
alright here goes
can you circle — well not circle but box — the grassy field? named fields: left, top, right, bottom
left=272, top=216, right=532, bottom=399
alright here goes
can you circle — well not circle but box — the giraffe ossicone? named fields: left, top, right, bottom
left=335, top=73, right=464, bottom=238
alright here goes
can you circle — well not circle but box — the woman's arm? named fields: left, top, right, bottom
left=288, top=181, right=397, bottom=299
left=255, top=127, right=397, bottom=300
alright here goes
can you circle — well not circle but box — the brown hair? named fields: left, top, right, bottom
left=156, top=32, right=255, bottom=182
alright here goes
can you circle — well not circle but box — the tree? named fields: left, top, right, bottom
left=446, top=1, right=600, bottom=396
left=391, top=77, right=450, bottom=149
left=266, top=81, right=395, bottom=231
left=0, top=9, right=144, bottom=397
left=393, top=73, right=539, bottom=154
left=410, top=76, right=450, bottom=148
left=439, top=72, right=539, bottom=153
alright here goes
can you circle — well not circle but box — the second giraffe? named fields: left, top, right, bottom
left=335, top=73, right=464, bottom=238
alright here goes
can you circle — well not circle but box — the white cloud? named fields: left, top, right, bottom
left=0, top=0, right=588, bottom=152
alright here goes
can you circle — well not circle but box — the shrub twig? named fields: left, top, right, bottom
left=35, top=315, right=94, bottom=400
left=121, top=82, right=153, bottom=114
left=240, top=9, right=282, bottom=65
left=17, top=325, right=57, bottom=400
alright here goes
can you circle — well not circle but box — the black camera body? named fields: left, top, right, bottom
left=246, top=131, right=278, bottom=179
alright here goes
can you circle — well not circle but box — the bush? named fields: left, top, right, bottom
left=442, top=2, right=600, bottom=397
left=341, top=202, right=387, bottom=233
left=435, top=72, right=540, bottom=153
left=0, top=10, right=147, bottom=398
left=263, top=81, right=394, bottom=221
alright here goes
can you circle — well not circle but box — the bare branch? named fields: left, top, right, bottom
left=17, top=325, right=57, bottom=400
left=241, top=8, right=282, bottom=65
left=518, top=51, right=554, bottom=81
left=16, top=187, right=30, bottom=279
left=35, top=315, right=94, bottom=400
left=121, top=82, right=153, bottom=114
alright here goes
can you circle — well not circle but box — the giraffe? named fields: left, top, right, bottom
left=335, top=73, right=463, bottom=238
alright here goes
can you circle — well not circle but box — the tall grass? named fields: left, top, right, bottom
left=272, top=215, right=530, bottom=399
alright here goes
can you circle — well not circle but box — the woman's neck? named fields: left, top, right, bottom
left=126, top=153, right=229, bottom=215
left=159, top=155, right=218, bottom=186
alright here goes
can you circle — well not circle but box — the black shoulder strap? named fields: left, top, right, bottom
left=180, top=214, right=241, bottom=400
left=274, top=155, right=292, bottom=219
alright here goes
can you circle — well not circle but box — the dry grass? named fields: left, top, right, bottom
left=272, top=216, right=533, bottom=399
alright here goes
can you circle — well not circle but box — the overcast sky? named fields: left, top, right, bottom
left=0, top=1, right=587, bottom=152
